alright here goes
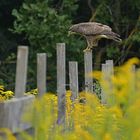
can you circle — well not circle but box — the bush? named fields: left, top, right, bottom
left=11, top=0, right=84, bottom=91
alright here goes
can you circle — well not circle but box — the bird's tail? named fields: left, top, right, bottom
left=107, top=32, right=122, bottom=43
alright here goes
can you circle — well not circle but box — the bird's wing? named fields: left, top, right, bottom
left=69, top=22, right=122, bottom=43
left=72, top=22, right=112, bottom=36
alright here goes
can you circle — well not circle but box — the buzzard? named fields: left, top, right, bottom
left=68, top=22, right=122, bottom=52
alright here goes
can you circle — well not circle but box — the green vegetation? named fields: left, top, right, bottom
left=0, top=0, right=140, bottom=90
left=0, top=85, right=38, bottom=101
left=0, top=1, right=140, bottom=139
left=11, top=0, right=84, bottom=91
left=0, top=58, right=140, bottom=140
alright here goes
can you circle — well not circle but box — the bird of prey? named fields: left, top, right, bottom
left=68, top=22, right=122, bottom=52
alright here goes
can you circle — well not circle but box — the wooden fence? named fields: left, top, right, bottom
left=0, top=43, right=114, bottom=134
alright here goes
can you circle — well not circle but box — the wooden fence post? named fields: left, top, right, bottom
left=15, top=46, right=28, bottom=98
left=101, top=60, right=114, bottom=105
left=57, top=43, right=66, bottom=125
left=69, top=61, right=79, bottom=101
left=106, top=60, right=114, bottom=76
left=101, top=63, right=107, bottom=104
left=37, top=53, right=47, bottom=97
left=84, top=51, right=93, bottom=93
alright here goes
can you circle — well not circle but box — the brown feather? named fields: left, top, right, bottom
left=69, top=22, right=112, bottom=35
left=69, top=22, right=122, bottom=51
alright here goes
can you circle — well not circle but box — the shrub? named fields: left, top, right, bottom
left=11, top=0, right=84, bottom=91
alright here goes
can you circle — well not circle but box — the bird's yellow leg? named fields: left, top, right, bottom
left=83, top=46, right=91, bottom=52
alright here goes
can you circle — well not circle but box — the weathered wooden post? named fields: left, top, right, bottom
left=69, top=61, right=79, bottom=101
left=101, top=63, right=107, bottom=104
left=101, top=60, right=114, bottom=105
left=106, top=60, right=114, bottom=76
left=57, top=43, right=66, bottom=125
left=37, top=53, right=47, bottom=97
left=0, top=46, right=35, bottom=134
left=15, top=46, right=28, bottom=98
left=84, top=51, right=93, bottom=93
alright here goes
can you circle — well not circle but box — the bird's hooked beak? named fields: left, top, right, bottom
left=68, top=31, right=76, bottom=37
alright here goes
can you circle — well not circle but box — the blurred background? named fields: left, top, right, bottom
left=0, top=0, right=140, bottom=92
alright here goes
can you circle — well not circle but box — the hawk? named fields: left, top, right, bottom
left=68, top=22, right=122, bottom=52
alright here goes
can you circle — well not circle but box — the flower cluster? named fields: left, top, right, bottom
left=0, top=85, right=14, bottom=101
left=1, top=58, right=140, bottom=140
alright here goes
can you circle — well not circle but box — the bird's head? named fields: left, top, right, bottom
left=68, top=24, right=79, bottom=36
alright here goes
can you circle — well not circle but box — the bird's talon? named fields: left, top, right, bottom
left=83, top=48, right=92, bottom=52
left=83, top=49, right=87, bottom=52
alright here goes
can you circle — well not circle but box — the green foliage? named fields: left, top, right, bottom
left=1, top=0, right=140, bottom=90
left=11, top=0, right=84, bottom=91
left=11, top=0, right=80, bottom=53
left=89, top=0, right=140, bottom=63
left=93, top=79, right=101, bottom=99
left=106, top=46, right=120, bottom=59
left=0, top=0, right=23, bottom=89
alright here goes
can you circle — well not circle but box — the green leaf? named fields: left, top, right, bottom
left=22, top=3, right=30, bottom=10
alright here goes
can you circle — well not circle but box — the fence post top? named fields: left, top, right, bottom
left=56, top=43, right=65, bottom=47
left=105, top=60, right=113, bottom=64
left=84, top=50, right=92, bottom=54
left=101, top=63, right=107, bottom=69
left=37, top=53, right=47, bottom=56
left=69, top=61, right=77, bottom=63
left=18, top=45, right=28, bottom=49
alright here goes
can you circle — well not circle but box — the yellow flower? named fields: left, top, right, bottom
left=0, top=95, right=6, bottom=102
left=124, top=57, right=140, bottom=66
left=103, top=133, right=112, bottom=140
left=0, top=128, right=16, bottom=140
left=26, top=88, right=38, bottom=95
left=87, top=70, right=102, bottom=80
left=109, top=106, right=122, bottom=118
left=0, top=85, right=4, bottom=91
left=132, top=128, right=140, bottom=140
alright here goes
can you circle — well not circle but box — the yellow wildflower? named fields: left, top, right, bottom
left=87, top=70, right=102, bottom=80
left=109, top=106, right=122, bottom=118
left=0, top=85, right=4, bottom=91
left=0, top=128, right=16, bottom=140
left=103, top=133, right=112, bottom=140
